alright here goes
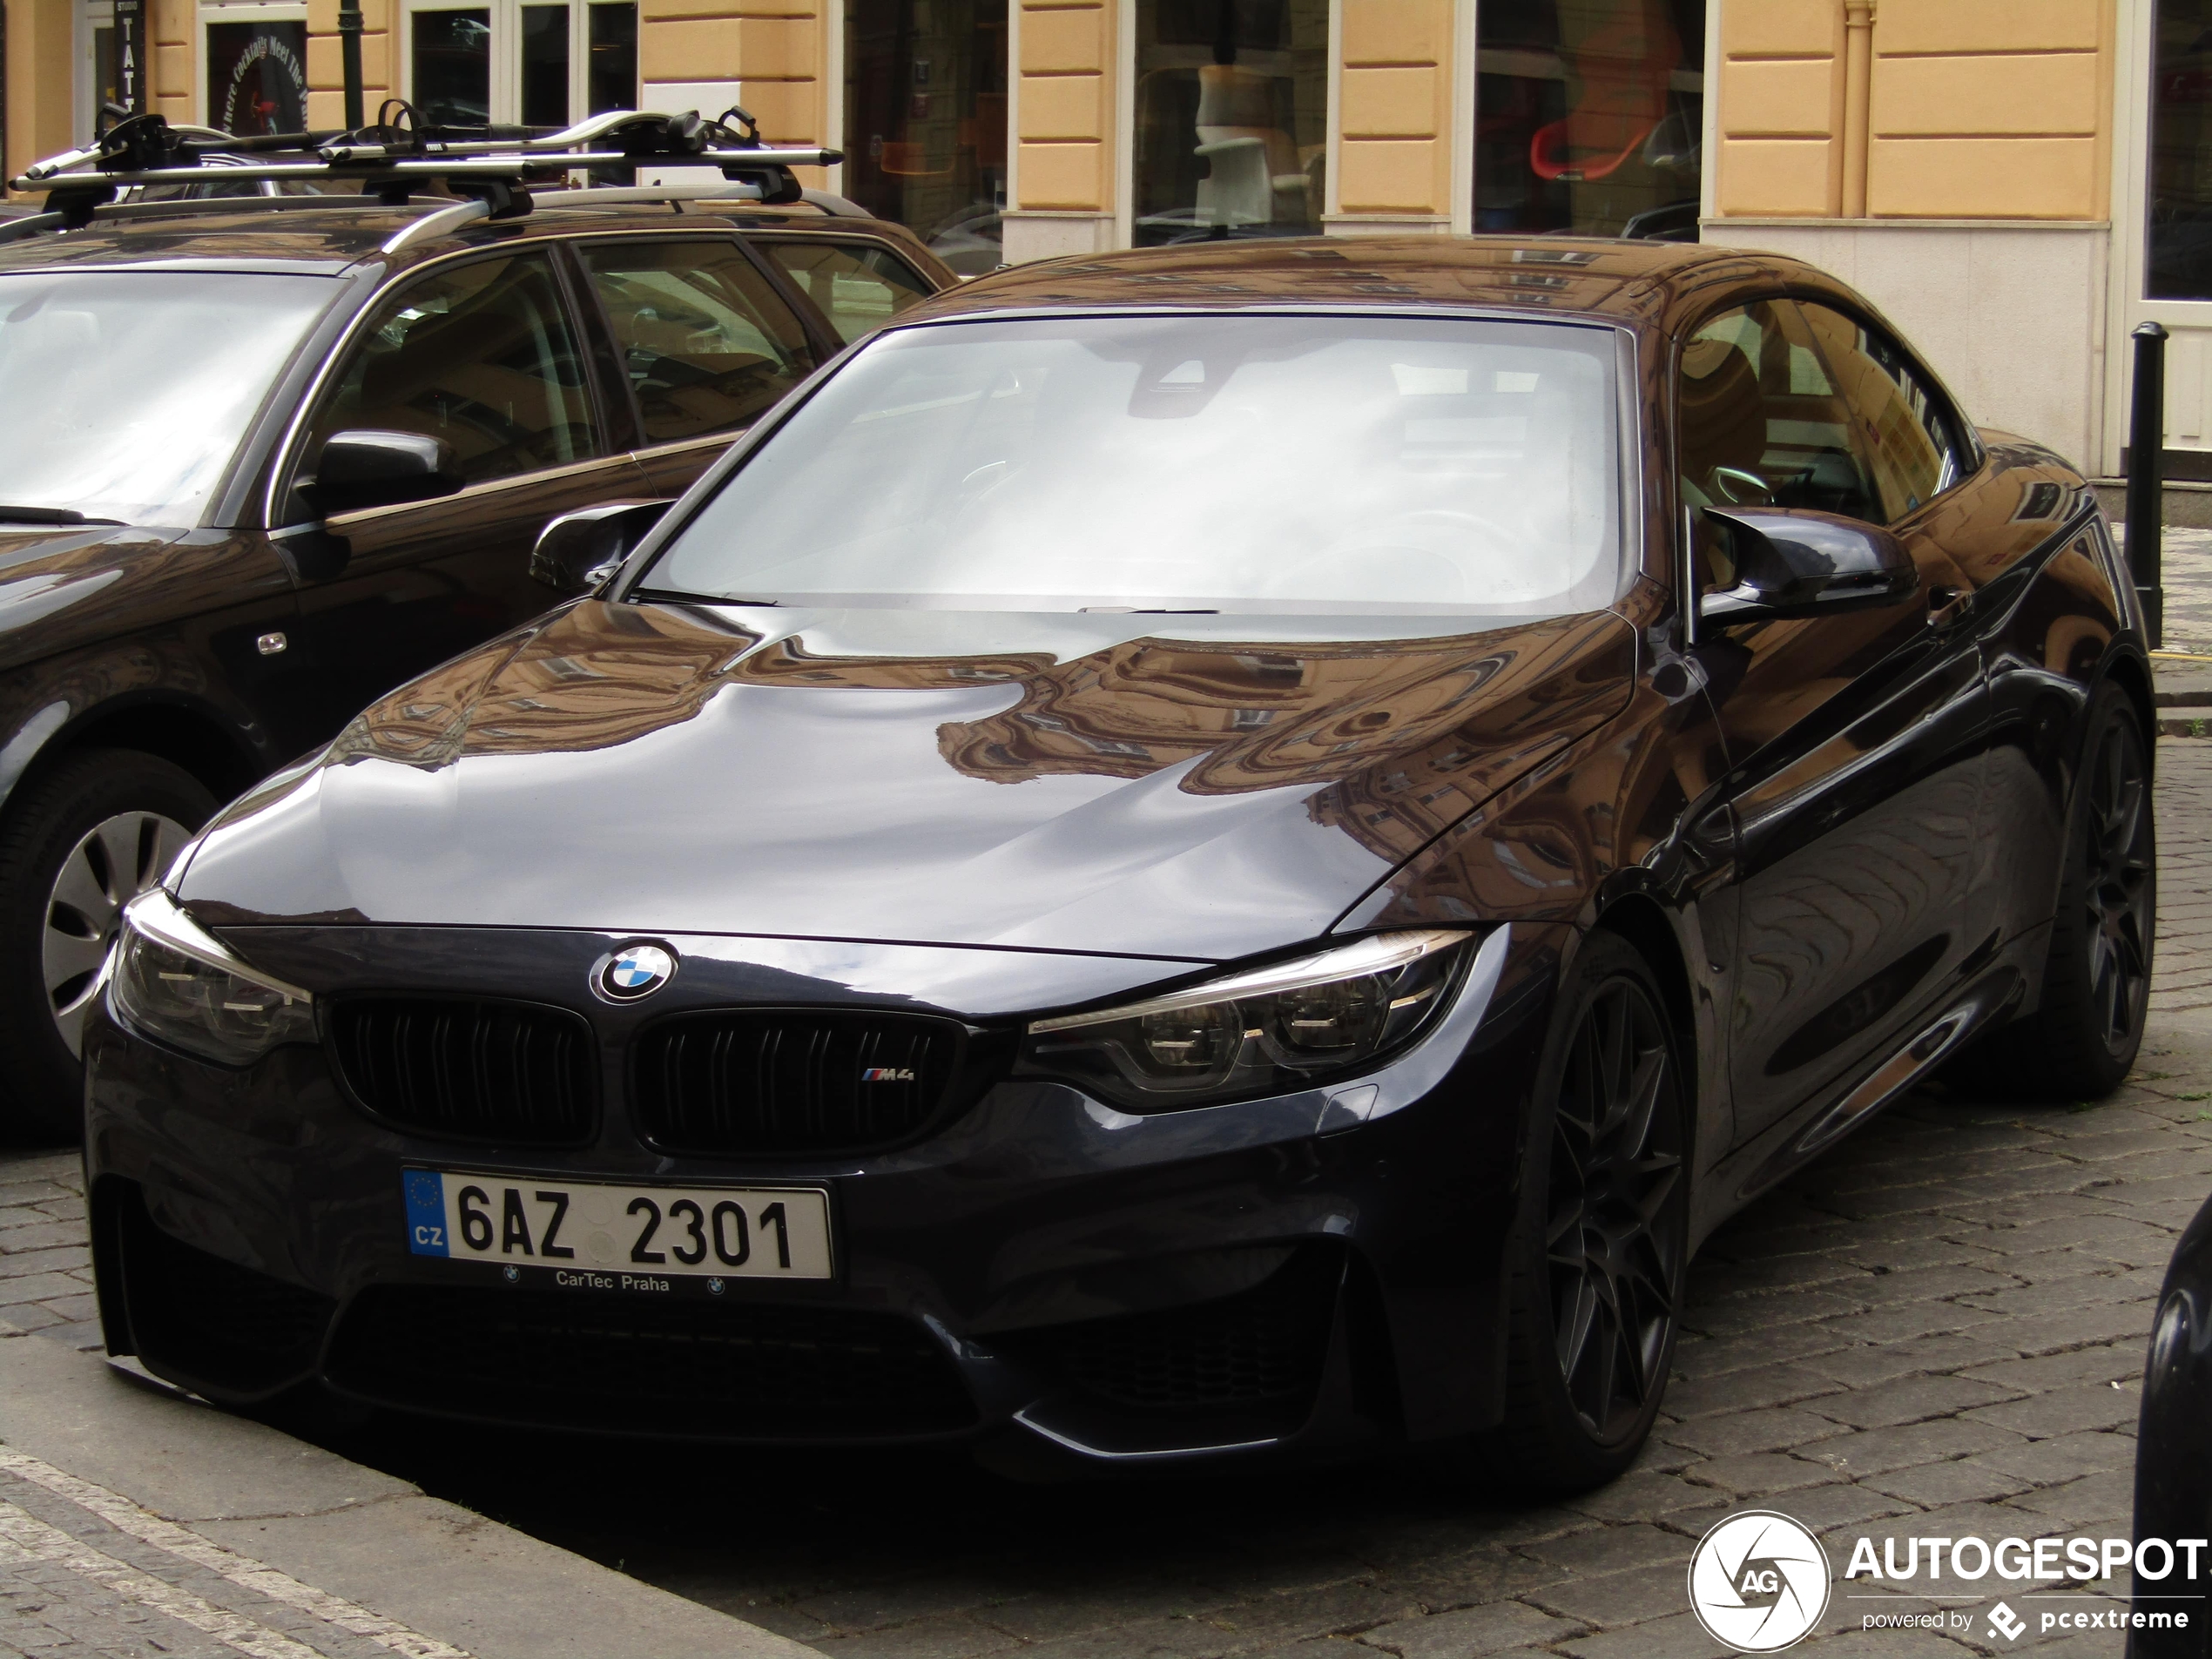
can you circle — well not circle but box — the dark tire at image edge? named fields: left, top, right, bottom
left=1963, top=683, right=2155, bottom=1103
left=1473, top=931, right=1689, bottom=1495
left=0, top=749, right=212, bottom=1143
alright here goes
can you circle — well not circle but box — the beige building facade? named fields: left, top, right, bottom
left=3, top=0, right=2208, bottom=479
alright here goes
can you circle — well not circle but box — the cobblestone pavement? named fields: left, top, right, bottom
left=2117, top=525, right=2212, bottom=650
left=10, top=745, right=2212, bottom=1659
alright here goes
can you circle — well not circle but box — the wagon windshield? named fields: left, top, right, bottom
left=0, top=269, right=337, bottom=527
left=644, top=313, right=1626, bottom=616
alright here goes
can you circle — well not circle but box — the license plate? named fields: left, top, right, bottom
left=402, top=1170, right=833, bottom=1282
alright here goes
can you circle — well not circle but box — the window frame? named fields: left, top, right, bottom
left=195, top=0, right=309, bottom=134
left=1669, top=289, right=1982, bottom=612
left=396, top=0, right=638, bottom=131
left=1787, top=294, right=1981, bottom=515
left=269, top=242, right=621, bottom=528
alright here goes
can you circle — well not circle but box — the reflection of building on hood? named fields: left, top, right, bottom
left=330, top=599, right=1637, bottom=873
left=333, top=602, right=759, bottom=768
left=935, top=614, right=1635, bottom=867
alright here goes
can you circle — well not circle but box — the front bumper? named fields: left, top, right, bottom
left=84, top=923, right=1563, bottom=1467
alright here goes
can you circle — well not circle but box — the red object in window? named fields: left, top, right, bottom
left=1528, top=0, right=1679, bottom=183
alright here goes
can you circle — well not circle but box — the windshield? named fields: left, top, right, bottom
left=0, top=271, right=339, bottom=525
left=645, top=314, right=1626, bottom=616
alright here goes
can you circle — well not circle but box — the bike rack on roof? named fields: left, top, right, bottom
left=6, top=102, right=842, bottom=232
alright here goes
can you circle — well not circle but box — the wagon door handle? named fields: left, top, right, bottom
left=1925, top=584, right=1970, bottom=630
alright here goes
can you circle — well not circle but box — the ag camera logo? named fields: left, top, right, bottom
left=1689, top=1511, right=1832, bottom=1652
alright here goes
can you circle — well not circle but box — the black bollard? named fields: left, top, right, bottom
left=2129, top=320, right=2168, bottom=649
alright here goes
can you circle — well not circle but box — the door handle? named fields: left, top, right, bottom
left=1925, top=584, right=1970, bottom=630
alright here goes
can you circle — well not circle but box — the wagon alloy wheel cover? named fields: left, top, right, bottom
left=1546, top=979, right=1685, bottom=1443
left=44, top=811, right=192, bottom=1057
left=2084, top=718, right=2155, bottom=1055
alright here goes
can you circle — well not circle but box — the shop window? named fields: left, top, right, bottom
left=588, top=3, right=638, bottom=121
left=2151, top=0, right=2212, bottom=298
left=1474, top=0, right=1703, bottom=241
left=205, top=15, right=310, bottom=135
left=411, top=8, right=492, bottom=127
left=404, top=0, right=636, bottom=130
left=1132, top=0, right=1327, bottom=246
left=843, top=0, right=1009, bottom=275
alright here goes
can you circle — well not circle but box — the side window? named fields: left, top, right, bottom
left=757, top=239, right=935, bottom=345
left=1676, top=299, right=1887, bottom=531
left=1797, top=301, right=1962, bottom=523
left=306, top=253, right=599, bottom=489
left=577, top=239, right=816, bottom=445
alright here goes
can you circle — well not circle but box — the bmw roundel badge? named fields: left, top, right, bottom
left=595, top=943, right=676, bottom=1002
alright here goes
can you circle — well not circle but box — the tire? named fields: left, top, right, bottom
left=1965, top=683, right=2155, bottom=1103
left=1472, top=932, right=1690, bottom=1496
left=0, top=750, right=213, bottom=1143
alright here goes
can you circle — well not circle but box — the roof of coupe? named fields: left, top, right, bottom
left=907, top=234, right=1781, bottom=325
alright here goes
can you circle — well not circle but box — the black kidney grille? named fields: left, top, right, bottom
left=632, top=1011, right=962, bottom=1153
left=326, top=1285, right=977, bottom=1439
left=328, top=999, right=596, bottom=1143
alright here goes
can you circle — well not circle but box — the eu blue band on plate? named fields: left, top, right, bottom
left=402, top=1169, right=448, bottom=1257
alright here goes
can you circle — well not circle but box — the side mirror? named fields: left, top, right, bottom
left=1697, top=506, right=1919, bottom=626
left=530, top=499, right=671, bottom=596
left=307, top=430, right=462, bottom=516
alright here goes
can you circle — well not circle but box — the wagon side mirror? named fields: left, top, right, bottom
left=307, top=429, right=462, bottom=516
left=1696, top=506, right=1919, bottom=626
left=530, top=499, right=671, bottom=596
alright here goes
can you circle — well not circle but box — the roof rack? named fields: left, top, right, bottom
left=9, top=102, right=841, bottom=230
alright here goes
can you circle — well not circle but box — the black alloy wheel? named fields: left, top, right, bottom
left=1476, top=932, right=1689, bottom=1494
left=2080, top=710, right=2155, bottom=1058
left=1954, top=683, right=2154, bottom=1103
left=1547, top=976, right=1687, bottom=1444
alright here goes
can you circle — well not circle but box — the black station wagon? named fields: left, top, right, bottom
left=0, top=123, right=952, bottom=1137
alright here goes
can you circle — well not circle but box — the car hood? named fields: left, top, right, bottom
left=179, top=600, right=1635, bottom=963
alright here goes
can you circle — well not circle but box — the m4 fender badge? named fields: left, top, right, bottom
left=593, top=942, right=677, bottom=1002
left=860, top=1067, right=916, bottom=1082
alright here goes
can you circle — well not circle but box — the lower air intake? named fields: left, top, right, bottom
left=107, top=1180, right=334, bottom=1400
left=1038, top=1245, right=1340, bottom=1416
left=326, top=1286, right=979, bottom=1439
left=327, top=998, right=596, bottom=1143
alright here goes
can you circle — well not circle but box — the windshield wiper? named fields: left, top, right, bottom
left=0, top=506, right=125, bottom=527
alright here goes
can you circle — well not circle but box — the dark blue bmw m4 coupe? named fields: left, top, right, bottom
left=84, top=236, right=2155, bottom=1494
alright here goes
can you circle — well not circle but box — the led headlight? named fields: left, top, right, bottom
left=108, top=889, right=315, bottom=1067
left=1016, top=929, right=1475, bottom=1111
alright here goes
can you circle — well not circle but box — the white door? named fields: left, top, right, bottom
left=75, top=0, right=116, bottom=145
left=2110, top=0, right=2212, bottom=478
